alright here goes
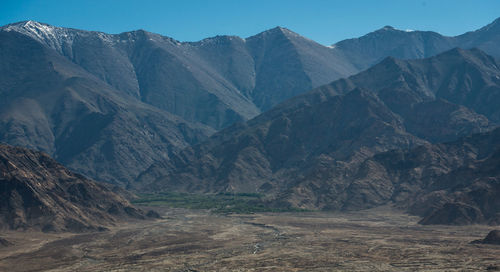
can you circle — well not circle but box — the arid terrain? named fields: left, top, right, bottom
left=1, top=206, right=498, bottom=272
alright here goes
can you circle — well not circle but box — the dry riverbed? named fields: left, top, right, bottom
left=1, top=205, right=499, bottom=271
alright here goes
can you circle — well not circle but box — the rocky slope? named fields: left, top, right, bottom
left=136, top=49, right=498, bottom=218
left=0, top=30, right=212, bottom=185
left=0, top=21, right=358, bottom=130
left=0, top=144, right=147, bottom=232
left=351, top=127, right=500, bottom=225
left=318, top=47, right=500, bottom=132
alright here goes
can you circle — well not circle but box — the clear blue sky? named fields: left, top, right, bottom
left=1, top=0, right=499, bottom=45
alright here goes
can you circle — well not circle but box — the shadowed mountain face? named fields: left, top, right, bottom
left=136, top=49, right=499, bottom=225
left=352, top=127, right=500, bottom=225
left=0, top=30, right=212, bottom=185
left=0, top=144, right=147, bottom=232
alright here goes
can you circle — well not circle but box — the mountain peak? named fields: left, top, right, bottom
left=270, top=26, right=290, bottom=32
left=192, top=35, right=245, bottom=46
left=2, top=20, right=56, bottom=35
left=248, top=26, right=301, bottom=40
left=1, top=20, right=117, bottom=53
left=382, top=25, right=396, bottom=30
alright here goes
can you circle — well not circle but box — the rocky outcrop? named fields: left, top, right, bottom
left=0, top=144, right=148, bottom=232
left=472, top=230, right=500, bottom=245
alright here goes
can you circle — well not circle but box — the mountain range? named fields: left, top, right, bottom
left=3, top=18, right=500, bottom=129
left=136, top=48, right=500, bottom=224
left=1, top=18, right=500, bottom=225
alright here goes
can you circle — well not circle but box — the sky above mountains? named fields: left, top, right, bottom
left=1, top=0, right=499, bottom=46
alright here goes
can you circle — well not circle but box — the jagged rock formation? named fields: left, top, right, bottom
left=0, top=144, right=148, bottom=232
left=356, top=127, right=500, bottom=225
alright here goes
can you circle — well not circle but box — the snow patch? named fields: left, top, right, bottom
left=2, top=20, right=117, bottom=54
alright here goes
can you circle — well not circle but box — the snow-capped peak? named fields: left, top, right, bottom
left=1, top=20, right=117, bottom=54
left=4, top=20, right=56, bottom=39
left=2, top=20, right=74, bottom=52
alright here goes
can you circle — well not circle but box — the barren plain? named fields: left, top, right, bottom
left=1, top=206, right=499, bottom=271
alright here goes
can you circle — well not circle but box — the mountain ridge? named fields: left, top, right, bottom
left=2, top=18, right=500, bottom=188
left=135, top=48, right=500, bottom=226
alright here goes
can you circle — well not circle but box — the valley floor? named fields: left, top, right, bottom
left=1, top=206, right=499, bottom=271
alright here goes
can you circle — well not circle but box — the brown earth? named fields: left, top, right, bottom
left=1, top=206, right=498, bottom=271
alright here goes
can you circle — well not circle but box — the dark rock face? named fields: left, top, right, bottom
left=484, top=230, right=500, bottom=245
left=359, top=127, right=500, bottom=225
left=146, top=210, right=161, bottom=219
left=472, top=230, right=500, bottom=245
left=0, top=144, right=147, bottom=232
left=419, top=202, right=487, bottom=226
left=0, top=237, right=12, bottom=247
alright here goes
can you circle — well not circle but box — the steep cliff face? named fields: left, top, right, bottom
left=0, top=144, right=147, bottom=232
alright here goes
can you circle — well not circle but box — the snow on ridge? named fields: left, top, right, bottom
left=3, top=20, right=75, bottom=52
left=2, top=20, right=116, bottom=53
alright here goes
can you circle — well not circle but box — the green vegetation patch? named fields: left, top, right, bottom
left=132, top=192, right=306, bottom=214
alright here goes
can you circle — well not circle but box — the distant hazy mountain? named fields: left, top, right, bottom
left=0, top=144, right=147, bottom=232
left=331, top=17, right=500, bottom=71
left=136, top=48, right=499, bottom=225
